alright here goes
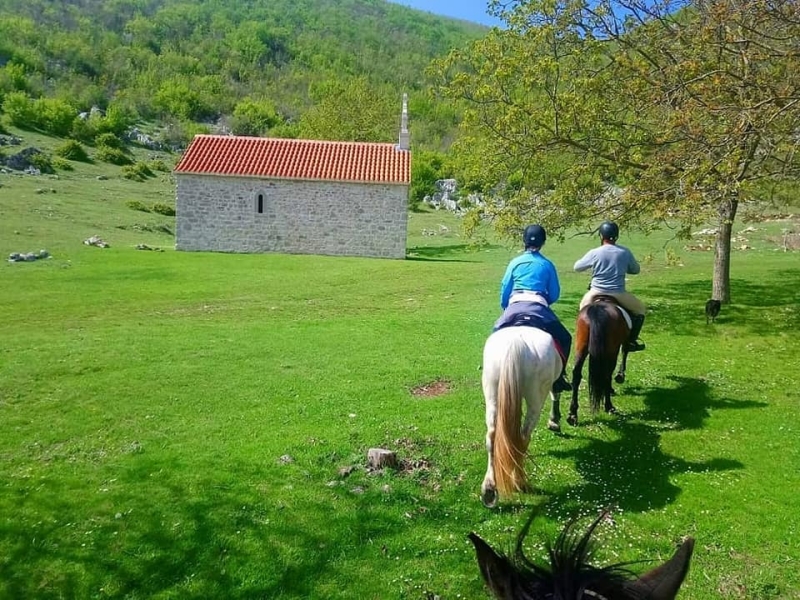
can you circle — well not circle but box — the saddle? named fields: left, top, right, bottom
left=591, top=295, right=633, bottom=329
left=497, top=310, right=567, bottom=365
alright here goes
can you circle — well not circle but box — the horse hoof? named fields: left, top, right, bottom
left=606, top=406, right=618, bottom=415
left=614, top=373, right=625, bottom=384
left=481, top=487, right=498, bottom=508
left=567, top=414, right=578, bottom=427
left=547, top=419, right=561, bottom=432
left=610, top=387, right=617, bottom=396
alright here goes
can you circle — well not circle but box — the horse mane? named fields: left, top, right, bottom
left=470, top=510, right=655, bottom=600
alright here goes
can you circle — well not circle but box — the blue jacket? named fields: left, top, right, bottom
left=500, top=250, right=561, bottom=309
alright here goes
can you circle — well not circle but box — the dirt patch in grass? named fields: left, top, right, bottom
left=399, top=457, right=431, bottom=474
left=410, top=379, right=451, bottom=397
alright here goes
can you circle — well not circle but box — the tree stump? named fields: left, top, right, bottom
left=367, top=448, right=398, bottom=470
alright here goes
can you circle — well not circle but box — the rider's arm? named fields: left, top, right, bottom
left=573, top=249, right=594, bottom=272
left=626, top=249, right=641, bottom=275
left=547, top=261, right=561, bottom=304
left=499, top=263, right=515, bottom=309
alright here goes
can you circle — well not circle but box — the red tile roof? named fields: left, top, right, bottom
left=174, top=135, right=410, bottom=184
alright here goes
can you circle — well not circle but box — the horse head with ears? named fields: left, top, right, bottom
left=469, top=511, right=694, bottom=600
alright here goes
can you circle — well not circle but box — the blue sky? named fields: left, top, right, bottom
left=387, top=0, right=504, bottom=27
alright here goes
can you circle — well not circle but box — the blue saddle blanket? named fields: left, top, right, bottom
left=492, top=301, right=572, bottom=361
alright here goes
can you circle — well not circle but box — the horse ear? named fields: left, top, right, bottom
left=625, top=537, right=695, bottom=600
left=468, top=532, right=515, bottom=599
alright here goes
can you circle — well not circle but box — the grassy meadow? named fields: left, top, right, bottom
left=1, top=129, right=799, bottom=599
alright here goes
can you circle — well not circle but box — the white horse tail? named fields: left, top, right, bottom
left=493, top=337, right=528, bottom=496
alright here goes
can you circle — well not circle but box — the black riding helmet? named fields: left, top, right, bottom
left=523, top=224, right=546, bottom=249
left=599, top=221, right=619, bottom=241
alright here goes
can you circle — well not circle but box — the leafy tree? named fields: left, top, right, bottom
left=231, top=97, right=280, bottom=136
left=153, top=78, right=214, bottom=122
left=298, top=77, right=401, bottom=143
left=82, top=103, right=136, bottom=138
left=2, top=91, right=35, bottom=127
left=435, top=0, right=800, bottom=302
left=0, top=62, right=29, bottom=103
left=32, top=96, right=76, bottom=136
left=410, top=150, right=451, bottom=210
left=159, top=119, right=211, bottom=148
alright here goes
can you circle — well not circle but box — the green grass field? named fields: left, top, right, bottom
left=1, top=128, right=799, bottom=599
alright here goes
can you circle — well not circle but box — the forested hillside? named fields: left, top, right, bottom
left=0, top=0, right=485, bottom=149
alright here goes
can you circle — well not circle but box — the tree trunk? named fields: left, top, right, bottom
left=712, top=197, right=739, bottom=303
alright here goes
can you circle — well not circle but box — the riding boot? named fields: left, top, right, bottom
left=552, top=368, right=572, bottom=393
left=627, top=314, right=646, bottom=352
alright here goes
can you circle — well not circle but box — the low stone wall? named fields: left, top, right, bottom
left=176, top=174, right=408, bottom=259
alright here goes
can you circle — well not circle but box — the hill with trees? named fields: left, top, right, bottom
left=0, top=0, right=485, bottom=150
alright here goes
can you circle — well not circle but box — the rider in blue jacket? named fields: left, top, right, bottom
left=493, top=225, right=572, bottom=393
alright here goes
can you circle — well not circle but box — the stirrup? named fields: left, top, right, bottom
left=627, top=340, right=646, bottom=352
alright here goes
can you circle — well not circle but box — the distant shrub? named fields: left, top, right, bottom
left=95, top=132, right=124, bottom=150
left=70, top=116, right=97, bottom=143
left=1, top=92, right=76, bottom=136
left=159, top=119, right=210, bottom=148
left=147, top=159, right=170, bottom=172
left=92, top=103, right=134, bottom=137
left=96, top=146, right=132, bottom=165
left=151, top=203, right=176, bottom=216
left=121, top=162, right=154, bottom=181
left=33, top=97, right=75, bottom=137
left=55, top=139, right=89, bottom=162
left=2, top=91, right=35, bottom=128
left=52, top=157, right=74, bottom=171
left=28, top=152, right=54, bottom=173
left=126, top=199, right=150, bottom=212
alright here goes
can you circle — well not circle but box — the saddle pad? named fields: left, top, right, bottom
left=614, top=305, right=633, bottom=329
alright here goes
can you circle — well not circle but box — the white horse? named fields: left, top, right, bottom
left=481, top=326, right=564, bottom=508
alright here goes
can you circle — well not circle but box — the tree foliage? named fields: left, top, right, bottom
left=434, top=0, right=800, bottom=301
left=231, top=97, right=280, bottom=137
left=298, top=77, right=398, bottom=143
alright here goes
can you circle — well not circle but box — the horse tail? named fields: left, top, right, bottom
left=586, top=304, right=613, bottom=413
left=493, top=337, right=528, bottom=496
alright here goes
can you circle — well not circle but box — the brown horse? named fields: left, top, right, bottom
left=568, top=298, right=631, bottom=425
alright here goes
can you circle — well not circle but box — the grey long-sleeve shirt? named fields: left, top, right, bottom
left=573, top=243, right=640, bottom=293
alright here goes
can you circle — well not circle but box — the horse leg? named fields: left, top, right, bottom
left=522, top=378, right=547, bottom=448
left=605, top=361, right=618, bottom=414
left=548, top=355, right=563, bottom=432
left=481, top=426, right=498, bottom=508
left=481, top=384, right=499, bottom=508
left=615, top=348, right=629, bottom=384
left=568, top=353, right=586, bottom=426
left=548, top=393, right=562, bottom=432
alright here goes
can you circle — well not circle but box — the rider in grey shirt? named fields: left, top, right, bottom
left=574, top=221, right=646, bottom=351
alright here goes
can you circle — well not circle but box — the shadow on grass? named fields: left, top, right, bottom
left=544, top=419, right=743, bottom=513
left=628, top=375, right=767, bottom=430
left=0, top=462, right=414, bottom=599
left=541, top=376, right=756, bottom=514
left=643, top=271, right=800, bottom=335
left=406, top=243, right=498, bottom=262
